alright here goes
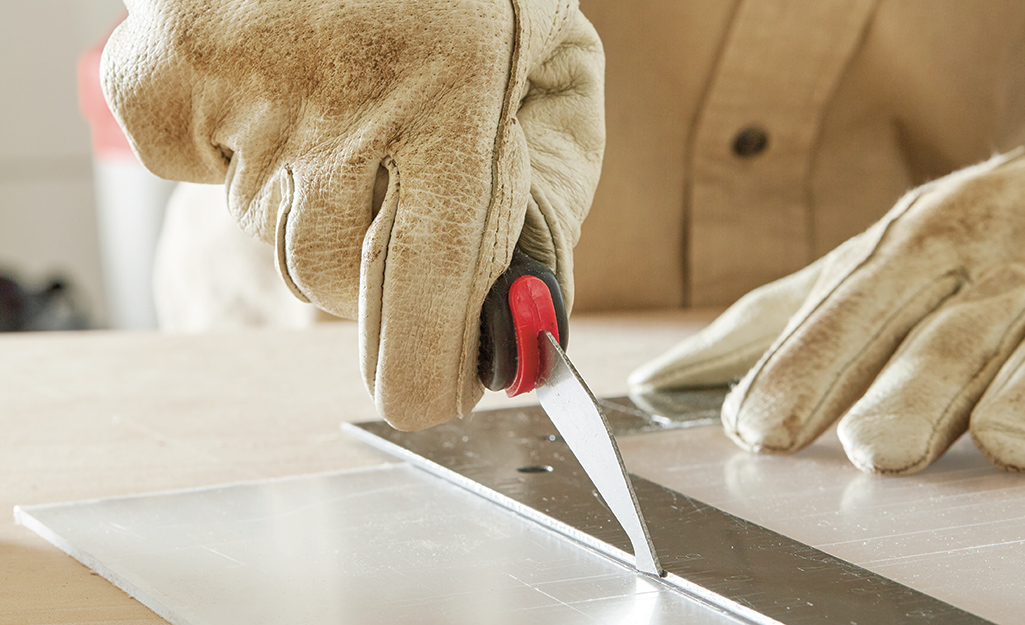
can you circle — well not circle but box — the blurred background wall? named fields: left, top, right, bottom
left=0, top=0, right=130, bottom=328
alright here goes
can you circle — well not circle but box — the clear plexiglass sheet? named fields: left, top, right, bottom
left=15, top=464, right=745, bottom=625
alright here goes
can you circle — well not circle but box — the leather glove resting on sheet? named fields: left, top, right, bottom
left=102, top=0, right=604, bottom=430
left=633, top=150, right=1025, bottom=475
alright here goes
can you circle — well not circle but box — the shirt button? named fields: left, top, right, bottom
left=732, top=126, right=769, bottom=158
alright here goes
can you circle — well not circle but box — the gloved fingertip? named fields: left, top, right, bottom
left=723, top=423, right=801, bottom=454
left=838, top=414, right=935, bottom=475
left=972, top=424, right=1025, bottom=473
left=843, top=448, right=928, bottom=476
left=721, top=389, right=803, bottom=454
left=625, top=363, right=659, bottom=392
left=721, top=401, right=799, bottom=454
left=628, top=345, right=759, bottom=392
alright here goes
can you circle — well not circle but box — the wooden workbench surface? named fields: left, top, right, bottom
left=0, top=310, right=714, bottom=624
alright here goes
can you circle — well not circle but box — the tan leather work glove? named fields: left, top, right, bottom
left=102, top=0, right=604, bottom=430
left=632, top=149, right=1025, bottom=475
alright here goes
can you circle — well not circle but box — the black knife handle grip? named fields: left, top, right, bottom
left=478, top=249, right=569, bottom=396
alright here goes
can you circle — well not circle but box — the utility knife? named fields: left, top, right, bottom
left=478, top=250, right=664, bottom=577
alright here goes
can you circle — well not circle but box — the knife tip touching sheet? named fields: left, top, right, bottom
left=535, top=330, right=665, bottom=577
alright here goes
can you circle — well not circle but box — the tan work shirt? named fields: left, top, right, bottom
left=573, top=0, right=1025, bottom=310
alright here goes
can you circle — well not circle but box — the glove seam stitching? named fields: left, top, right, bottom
left=456, top=0, right=535, bottom=416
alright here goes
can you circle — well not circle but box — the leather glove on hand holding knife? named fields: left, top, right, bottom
left=633, top=150, right=1025, bottom=475
left=103, top=0, right=1025, bottom=481
left=102, top=0, right=604, bottom=430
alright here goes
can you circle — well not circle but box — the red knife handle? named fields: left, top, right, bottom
left=478, top=249, right=569, bottom=396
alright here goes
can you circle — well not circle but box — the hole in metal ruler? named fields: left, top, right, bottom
left=517, top=464, right=554, bottom=474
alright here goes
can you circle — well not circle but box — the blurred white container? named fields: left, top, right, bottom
left=78, top=29, right=175, bottom=330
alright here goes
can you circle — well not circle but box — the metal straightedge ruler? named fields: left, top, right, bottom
left=346, top=389, right=990, bottom=625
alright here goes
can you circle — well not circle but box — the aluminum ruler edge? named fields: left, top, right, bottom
left=343, top=400, right=992, bottom=625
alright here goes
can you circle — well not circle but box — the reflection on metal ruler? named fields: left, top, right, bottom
left=345, top=394, right=991, bottom=625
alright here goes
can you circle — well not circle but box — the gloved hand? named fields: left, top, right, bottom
left=102, top=0, right=604, bottom=430
left=631, top=149, right=1025, bottom=475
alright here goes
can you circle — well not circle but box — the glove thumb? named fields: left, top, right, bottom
left=629, top=256, right=826, bottom=392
